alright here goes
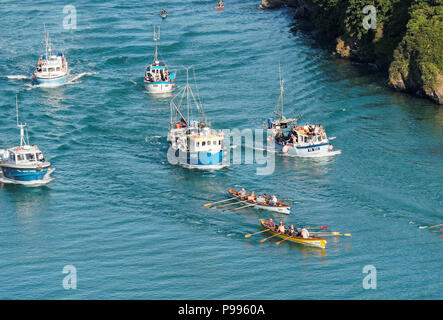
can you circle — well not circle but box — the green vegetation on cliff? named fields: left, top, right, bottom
left=299, top=0, right=443, bottom=103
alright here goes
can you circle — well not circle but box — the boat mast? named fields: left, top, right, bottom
left=279, top=62, right=284, bottom=119
left=153, top=26, right=160, bottom=63
left=16, top=95, right=28, bottom=147
left=44, top=24, right=51, bottom=59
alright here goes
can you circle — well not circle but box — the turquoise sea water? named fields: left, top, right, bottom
left=0, top=1, right=442, bottom=299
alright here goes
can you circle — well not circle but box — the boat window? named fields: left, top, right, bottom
left=202, top=141, right=206, bottom=146
left=196, top=142, right=200, bottom=147
left=56, top=67, right=60, bottom=71
left=16, top=155, right=22, bottom=161
left=10, top=153, right=15, bottom=162
left=48, top=68, right=55, bottom=72
left=26, top=153, right=35, bottom=161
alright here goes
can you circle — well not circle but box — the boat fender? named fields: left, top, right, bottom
left=328, top=144, right=333, bottom=150
left=282, top=145, right=289, bottom=153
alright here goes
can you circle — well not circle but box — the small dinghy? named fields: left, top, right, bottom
left=144, top=26, right=176, bottom=94
left=264, top=65, right=338, bottom=157
left=0, top=96, right=54, bottom=186
left=32, top=25, right=68, bottom=86
left=227, top=188, right=291, bottom=214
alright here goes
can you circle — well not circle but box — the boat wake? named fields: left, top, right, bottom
left=4, top=75, right=30, bottom=80
left=67, top=72, right=97, bottom=84
left=24, top=72, right=97, bottom=89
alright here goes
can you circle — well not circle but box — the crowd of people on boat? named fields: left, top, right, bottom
left=35, top=54, right=67, bottom=73
left=267, top=218, right=310, bottom=238
left=275, top=124, right=326, bottom=145
left=145, top=68, right=171, bottom=83
left=237, top=188, right=279, bottom=206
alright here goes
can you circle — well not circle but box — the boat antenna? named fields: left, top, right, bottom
left=43, top=24, right=51, bottom=58
left=16, top=95, right=27, bottom=147
left=153, top=25, right=160, bottom=63
left=278, top=62, right=285, bottom=119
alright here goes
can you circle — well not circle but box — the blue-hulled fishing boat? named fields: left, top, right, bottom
left=0, top=97, right=54, bottom=186
left=167, top=68, right=225, bottom=169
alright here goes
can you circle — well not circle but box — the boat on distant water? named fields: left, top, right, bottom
left=227, top=188, right=291, bottom=214
left=32, top=25, right=68, bottom=86
left=167, top=68, right=225, bottom=169
left=0, top=96, right=54, bottom=186
left=144, top=26, right=176, bottom=94
left=264, top=65, right=338, bottom=157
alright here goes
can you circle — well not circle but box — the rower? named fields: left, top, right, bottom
left=247, top=191, right=256, bottom=203
left=239, top=188, right=246, bottom=199
left=256, top=194, right=265, bottom=204
left=301, top=228, right=309, bottom=239
left=218, top=0, right=223, bottom=7
left=269, top=195, right=278, bottom=206
left=288, top=224, right=298, bottom=237
left=268, top=218, right=276, bottom=230
left=277, top=221, right=285, bottom=234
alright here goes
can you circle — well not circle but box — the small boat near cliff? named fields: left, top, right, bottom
left=167, top=68, right=225, bottom=170
left=0, top=97, right=54, bottom=186
left=144, top=26, right=176, bottom=94
left=32, top=25, right=68, bottom=86
left=264, top=65, right=338, bottom=157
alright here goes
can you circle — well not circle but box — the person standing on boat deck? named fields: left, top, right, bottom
left=277, top=221, right=285, bottom=234
left=268, top=218, right=276, bottom=230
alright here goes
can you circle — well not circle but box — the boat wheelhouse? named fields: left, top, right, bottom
left=144, top=26, right=175, bottom=94
left=0, top=97, right=54, bottom=185
left=32, top=25, right=68, bottom=86
left=265, top=66, right=337, bottom=157
left=167, top=68, right=225, bottom=169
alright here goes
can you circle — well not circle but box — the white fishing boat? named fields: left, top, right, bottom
left=264, top=65, right=338, bottom=157
left=167, top=68, right=225, bottom=169
left=32, top=25, right=68, bottom=86
left=0, top=97, right=54, bottom=186
left=144, top=26, right=176, bottom=94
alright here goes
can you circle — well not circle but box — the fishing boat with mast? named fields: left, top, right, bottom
left=32, top=25, right=68, bottom=86
left=264, top=66, right=337, bottom=157
left=0, top=97, right=54, bottom=186
left=144, top=26, right=176, bottom=94
left=167, top=67, right=225, bottom=169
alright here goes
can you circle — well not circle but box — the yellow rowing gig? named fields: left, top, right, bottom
left=259, top=219, right=327, bottom=249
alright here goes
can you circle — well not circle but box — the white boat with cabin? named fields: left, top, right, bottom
left=32, top=25, right=68, bottom=86
left=265, top=66, right=338, bottom=157
left=144, top=26, right=176, bottom=94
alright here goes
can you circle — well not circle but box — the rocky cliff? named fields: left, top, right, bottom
left=260, top=0, right=443, bottom=105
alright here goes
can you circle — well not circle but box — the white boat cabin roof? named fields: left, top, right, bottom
left=5, top=145, right=45, bottom=164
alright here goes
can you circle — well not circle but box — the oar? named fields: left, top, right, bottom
left=260, top=233, right=281, bottom=243
left=303, top=226, right=328, bottom=230
left=231, top=203, right=255, bottom=211
left=311, top=232, right=352, bottom=237
left=215, top=199, right=249, bottom=208
left=429, top=224, right=443, bottom=229
left=204, top=197, right=237, bottom=207
left=276, top=237, right=290, bottom=245
left=245, top=229, right=269, bottom=238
